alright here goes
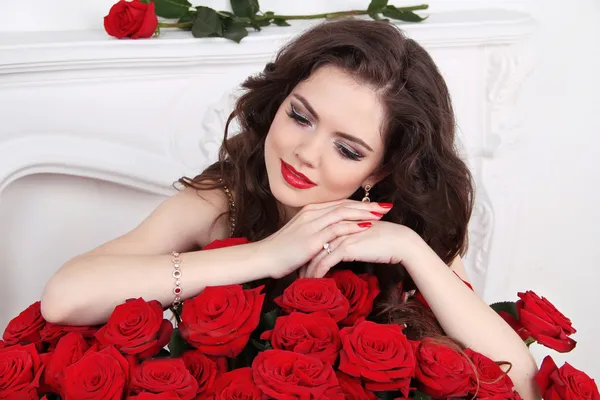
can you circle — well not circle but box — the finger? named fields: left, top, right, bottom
left=309, top=206, right=389, bottom=232
left=301, top=198, right=359, bottom=211
left=298, top=265, right=307, bottom=279
left=313, top=242, right=348, bottom=279
left=316, top=220, right=372, bottom=252
left=302, top=200, right=393, bottom=226
left=305, top=236, right=344, bottom=278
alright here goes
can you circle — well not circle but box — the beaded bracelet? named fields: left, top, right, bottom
left=171, top=251, right=182, bottom=307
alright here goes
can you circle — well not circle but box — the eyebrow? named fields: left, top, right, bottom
left=292, top=93, right=374, bottom=152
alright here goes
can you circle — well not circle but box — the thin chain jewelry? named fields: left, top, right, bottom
left=170, top=251, right=182, bottom=307
left=219, top=178, right=236, bottom=237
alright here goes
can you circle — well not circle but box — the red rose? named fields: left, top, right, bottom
left=517, top=291, right=577, bottom=352
left=326, top=270, right=380, bottom=326
left=498, top=311, right=532, bottom=341
left=127, top=392, right=181, bottom=399
left=412, top=339, right=474, bottom=398
left=252, top=349, right=344, bottom=399
left=104, top=0, right=158, bottom=39
left=203, top=237, right=249, bottom=250
left=274, top=278, right=350, bottom=323
left=338, top=318, right=415, bottom=396
left=95, top=298, right=172, bottom=359
left=129, top=358, right=198, bottom=400
left=40, top=322, right=98, bottom=350
left=181, top=350, right=227, bottom=395
left=0, top=344, right=43, bottom=399
left=336, top=372, right=377, bottom=400
left=179, top=285, right=265, bottom=358
left=199, top=368, right=263, bottom=400
left=42, top=332, right=89, bottom=395
left=0, top=340, right=5, bottom=349
left=260, top=311, right=341, bottom=365
left=465, top=349, right=517, bottom=398
left=3, top=301, right=45, bottom=349
left=479, top=395, right=523, bottom=400
left=535, top=356, right=600, bottom=400
left=62, top=345, right=129, bottom=400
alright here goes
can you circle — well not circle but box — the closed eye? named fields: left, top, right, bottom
left=335, top=142, right=363, bottom=161
left=287, top=104, right=312, bottom=127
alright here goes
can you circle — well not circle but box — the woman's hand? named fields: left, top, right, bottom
left=257, top=200, right=393, bottom=279
left=300, top=221, right=417, bottom=279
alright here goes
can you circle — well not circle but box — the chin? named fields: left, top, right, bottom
left=268, top=175, right=313, bottom=209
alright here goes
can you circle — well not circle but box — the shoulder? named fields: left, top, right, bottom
left=79, top=184, right=231, bottom=257
left=175, top=185, right=232, bottom=247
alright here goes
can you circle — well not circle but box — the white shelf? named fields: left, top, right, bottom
left=0, top=9, right=535, bottom=74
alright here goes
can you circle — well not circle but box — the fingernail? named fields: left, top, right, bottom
left=371, top=212, right=383, bottom=217
left=358, top=222, right=372, bottom=228
left=378, top=203, right=393, bottom=208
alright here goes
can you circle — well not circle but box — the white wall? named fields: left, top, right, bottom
left=499, top=0, right=600, bottom=378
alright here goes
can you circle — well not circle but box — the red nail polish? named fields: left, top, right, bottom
left=358, top=222, right=372, bottom=228
left=378, top=203, right=393, bottom=208
left=371, top=211, right=383, bottom=217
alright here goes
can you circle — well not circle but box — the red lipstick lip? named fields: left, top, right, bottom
left=280, top=160, right=317, bottom=188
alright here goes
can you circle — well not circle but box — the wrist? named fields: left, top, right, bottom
left=253, top=239, right=280, bottom=279
left=248, top=240, right=278, bottom=280
left=396, top=225, right=429, bottom=267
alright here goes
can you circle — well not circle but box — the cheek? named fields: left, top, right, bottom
left=319, top=158, right=371, bottom=195
left=266, top=116, right=290, bottom=153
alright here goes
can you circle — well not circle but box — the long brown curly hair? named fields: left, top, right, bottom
left=179, top=18, right=474, bottom=340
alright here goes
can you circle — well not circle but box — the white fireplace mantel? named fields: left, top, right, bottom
left=0, top=9, right=536, bottom=329
left=0, top=9, right=533, bottom=72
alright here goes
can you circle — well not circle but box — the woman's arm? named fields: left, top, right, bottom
left=41, top=188, right=270, bottom=326
left=402, top=230, right=541, bottom=400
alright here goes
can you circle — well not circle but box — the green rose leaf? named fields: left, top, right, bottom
left=368, top=12, right=388, bottom=21
left=192, top=6, right=223, bottom=38
left=490, top=301, right=519, bottom=320
left=367, top=0, right=389, bottom=13
left=272, top=18, right=290, bottom=27
left=168, top=328, right=189, bottom=357
left=375, top=391, right=402, bottom=400
left=177, top=10, right=196, bottom=30
left=260, top=309, right=279, bottom=331
left=411, top=390, right=434, bottom=400
left=153, top=0, right=192, bottom=19
left=222, top=19, right=249, bottom=43
left=382, top=6, right=427, bottom=22
left=217, top=10, right=236, bottom=18
left=231, top=0, right=260, bottom=19
left=251, top=338, right=273, bottom=351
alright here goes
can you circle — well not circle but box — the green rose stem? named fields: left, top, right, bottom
left=156, top=4, right=429, bottom=29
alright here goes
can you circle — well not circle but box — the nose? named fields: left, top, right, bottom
left=293, top=135, right=321, bottom=169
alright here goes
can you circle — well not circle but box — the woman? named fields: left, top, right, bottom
left=41, top=18, right=539, bottom=398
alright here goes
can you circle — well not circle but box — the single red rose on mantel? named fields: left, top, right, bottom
left=104, top=0, right=158, bottom=39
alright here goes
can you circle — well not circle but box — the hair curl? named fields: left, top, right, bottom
left=179, top=18, right=474, bottom=339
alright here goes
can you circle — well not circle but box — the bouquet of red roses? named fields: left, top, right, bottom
left=1, top=238, right=598, bottom=399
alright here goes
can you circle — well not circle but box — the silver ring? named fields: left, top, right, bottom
left=323, top=242, right=332, bottom=254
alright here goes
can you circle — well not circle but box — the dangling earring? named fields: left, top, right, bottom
left=361, top=184, right=372, bottom=202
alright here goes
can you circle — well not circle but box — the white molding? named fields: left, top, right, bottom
left=484, top=42, right=536, bottom=156
left=0, top=10, right=535, bottom=77
left=0, top=135, right=180, bottom=196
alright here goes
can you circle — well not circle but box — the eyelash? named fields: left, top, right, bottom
left=286, top=104, right=364, bottom=161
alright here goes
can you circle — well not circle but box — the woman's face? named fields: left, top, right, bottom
left=264, top=65, right=386, bottom=211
